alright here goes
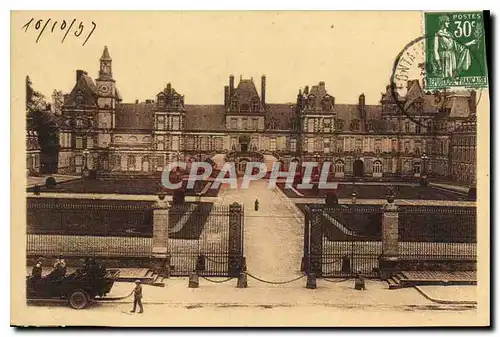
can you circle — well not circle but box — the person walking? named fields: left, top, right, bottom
left=130, top=280, right=144, bottom=314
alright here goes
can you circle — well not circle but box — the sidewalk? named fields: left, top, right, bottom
left=107, top=277, right=446, bottom=309
left=292, top=198, right=476, bottom=207
left=414, top=285, right=477, bottom=305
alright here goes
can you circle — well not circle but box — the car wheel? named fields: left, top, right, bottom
left=68, top=290, right=89, bottom=310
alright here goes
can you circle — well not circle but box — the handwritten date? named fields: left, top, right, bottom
left=22, top=18, right=97, bottom=46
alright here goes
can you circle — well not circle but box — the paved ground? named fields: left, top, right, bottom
left=17, top=278, right=482, bottom=327
left=216, top=179, right=304, bottom=281
left=415, top=285, right=477, bottom=304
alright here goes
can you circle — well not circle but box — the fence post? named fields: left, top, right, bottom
left=378, top=198, right=399, bottom=280
left=151, top=197, right=170, bottom=274
left=308, top=204, right=324, bottom=277
left=228, top=202, right=243, bottom=277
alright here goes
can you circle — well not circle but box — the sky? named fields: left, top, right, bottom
left=14, top=11, right=428, bottom=105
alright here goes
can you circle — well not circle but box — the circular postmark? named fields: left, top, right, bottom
left=390, top=35, right=485, bottom=132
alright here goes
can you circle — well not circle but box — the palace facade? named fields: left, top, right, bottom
left=53, top=46, right=477, bottom=184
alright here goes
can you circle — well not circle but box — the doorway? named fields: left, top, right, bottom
left=353, top=159, right=364, bottom=177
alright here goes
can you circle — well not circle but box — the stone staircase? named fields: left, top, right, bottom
left=386, top=271, right=477, bottom=289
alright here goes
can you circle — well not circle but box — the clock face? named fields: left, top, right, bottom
left=99, top=85, right=109, bottom=94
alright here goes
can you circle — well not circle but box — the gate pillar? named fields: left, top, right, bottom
left=308, top=205, right=324, bottom=277
left=379, top=200, right=399, bottom=280
left=152, top=197, right=169, bottom=256
left=228, top=202, right=244, bottom=277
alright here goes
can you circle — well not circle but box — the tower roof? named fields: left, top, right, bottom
left=100, top=46, right=111, bottom=60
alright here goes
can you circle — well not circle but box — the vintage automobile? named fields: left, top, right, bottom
left=26, top=259, right=120, bottom=309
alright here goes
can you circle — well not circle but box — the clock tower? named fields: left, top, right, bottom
left=95, top=46, right=118, bottom=148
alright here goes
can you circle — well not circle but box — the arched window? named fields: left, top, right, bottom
left=308, top=95, right=316, bottom=109
left=128, top=136, right=138, bottom=143
left=335, top=160, right=345, bottom=173
left=373, top=160, right=383, bottom=174
left=114, top=136, right=123, bottom=142
left=143, top=136, right=151, bottom=142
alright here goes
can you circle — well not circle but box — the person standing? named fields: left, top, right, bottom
left=130, top=280, right=144, bottom=314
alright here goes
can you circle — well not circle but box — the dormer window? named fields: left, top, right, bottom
left=76, top=95, right=84, bottom=107
left=335, top=119, right=344, bottom=131
left=349, top=119, right=360, bottom=132
left=230, top=99, right=238, bottom=112
left=158, top=97, right=166, bottom=108
left=269, top=120, right=276, bottom=130
left=240, top=104, right=250, bottom=113
left=308, top=96, right=316, bottom=109
left=172, top=96, right=180, bottom=108
left=322, top=96, right=333, bottom=111
left=252, top=98, right=259, bottom=112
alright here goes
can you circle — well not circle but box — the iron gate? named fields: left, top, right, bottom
left=303, top=204, right=382, bottom=278
left=167, top=202, right=244, bottom=277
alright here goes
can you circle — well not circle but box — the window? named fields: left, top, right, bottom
left=252, top=99, right=259, bottom=112
left=240, top=104, right=250, bottom=112
left=76, top=137, right=83, bottom=149
left=323, top=139, right=330, bottom=154
left=290, top=139, right=297, bottom=152
left=156, top=135, right=164, bottom=150
left=128, top=136, right=137, bottom=143
left=185, top=137, right=194, bottom=150
left=375, top=140, right=382, bottom=154
left=242, top=118, right=248, bottom=130
left=230, top=99, right=238, bottom=111
left=323, top=119, right=331, bottom=133
left=322, top=97, right=333, bottom=111
left=308, top=96, right=316, bottom=109
left=200, top=136, right=208, bottom=151
left=157, top=116, right=165, bottom=130
left=392, top=139, right=397, bottom=151
left=335, top=160, right=345, bottom=173
left=307, top=138, right=314, bottom=153
left=373, top=160, right=383, bottom=174
left=416, top=123, right=421, bottom=134
left=87, top=137, right=93, bottom=149
left=335, top=119, right=344, bottom=131
left=172, top=136, right=179, bottom=151
left=315, top=138, right=323, bottom=152
left=230, top=118, right=237, bottom=129
left=252, top=118, right=258, bottom=130
left=404, top=141, right=410, bottom=154
left=270, top=138, right=277, bottom=151
left=158, top=97, right=165, bottom=108
left=128, top=155, right=135, bottom=168
left=405, top=121, right=410, bottom=133
left=355, top=139, right=362, bottom=153
left=76, top=119, right=83, bottom=128
left=214, top=137, right=224, bottom=151
left=75, top=155, right=82, bottom=166
left=172, top=97, right=180, bottom=108
left=367, top=121, right=373, bottom=132
left=172, top=116, right=180, bottom=130
left=269, top=120, right=276, bottom=130
left=350, top=119, right=360, bottom=132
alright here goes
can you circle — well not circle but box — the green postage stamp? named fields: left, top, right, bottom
left=424, top=11, right=488, bottom=89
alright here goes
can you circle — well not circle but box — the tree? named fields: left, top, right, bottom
left=26, top=76, right=60, bottom=174
left=51, top=89, right=64, bottom=115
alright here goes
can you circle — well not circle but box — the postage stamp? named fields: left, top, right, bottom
left=424, top=11, right=488, bottom=89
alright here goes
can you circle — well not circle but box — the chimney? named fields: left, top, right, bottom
left=135, top=99, right=139, bottom=104
left=76, top=70, right=85, bottom=81
left=304, top=86, right=309, bottom=95
left=359, top=93, right=366, bottom=120
left=224, top=86, right=229, bottom=107
left=319, top=81, right=325, bottom=89
left=229, top=74, right=234, bottom=98
left=261, top=75, right=266, bottom=106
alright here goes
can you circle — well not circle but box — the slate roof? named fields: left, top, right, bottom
left=184, top=105, right=226, bottom=131
left=63, top=72, right=98, bottom=107
left=266, top=103, right=295, bottom=130
left=115, top=102, right=154, bottom=130
left=233, top=79, right=260, bottom=108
